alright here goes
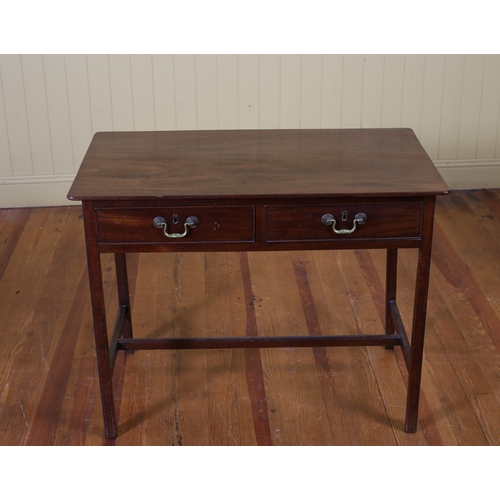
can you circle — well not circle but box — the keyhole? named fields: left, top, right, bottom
left=342, top=211, right=348, bottom=221
left=172, top=214, right=179, bottom=225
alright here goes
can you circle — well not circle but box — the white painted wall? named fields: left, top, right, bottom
left=1, top=54, right=500, bottom=208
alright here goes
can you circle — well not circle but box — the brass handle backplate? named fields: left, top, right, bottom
left=153, top=216, right=199, bottom=238
left=321, top=212, right=367, bottom=235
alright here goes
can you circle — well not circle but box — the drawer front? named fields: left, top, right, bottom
left=266, top=202, right=423, bottom=242
left=97, top=206, right=255, bottom=244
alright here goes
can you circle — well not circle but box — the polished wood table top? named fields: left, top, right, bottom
left=68, top=128, right=449, bottom=201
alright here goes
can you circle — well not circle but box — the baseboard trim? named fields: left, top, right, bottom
left=0, top=174, right=78, bottom=208
left=1, top=160, right=500, bottom=208
left=435, top=159, right=500, bottom=190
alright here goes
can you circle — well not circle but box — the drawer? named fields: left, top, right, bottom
left=96, top=206, right=255, bottom=244
left=266, top=202, right=423, bottom=242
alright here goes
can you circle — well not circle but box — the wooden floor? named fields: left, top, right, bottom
left=1, top=190, right=500, bottom=445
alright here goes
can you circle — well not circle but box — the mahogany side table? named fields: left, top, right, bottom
left=68, top=128, right=449, bottom=439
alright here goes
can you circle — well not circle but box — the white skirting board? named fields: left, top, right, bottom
left=434, top=159, right=500, bottom=191
left=0, top=174, right=79, bottom=209
left=1, top=160, right=500, bottom=209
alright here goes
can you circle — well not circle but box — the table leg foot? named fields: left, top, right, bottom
left=404, top=416, right=418, bottom=433
left=105, top=429, right=118, bottom=440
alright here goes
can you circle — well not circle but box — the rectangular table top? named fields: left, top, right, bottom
left=67, top=128, right=449, bottom=201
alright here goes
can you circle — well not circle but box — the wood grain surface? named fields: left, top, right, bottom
left=67, top=129, right=449, bottom=200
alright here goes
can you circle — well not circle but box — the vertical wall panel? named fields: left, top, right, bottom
left=259, top=55, right=280, bottom=129
left=361, top=54, right=384, bottom=128
left=280, top=55, right=301, bottom=128
left=341, top=54, right=363, bottom=128
left=458, top=55, right=485, bottom=159
left=439, top=55, right=465, bottom=159
left=420, top=55, right=445, bottom=159
left=195, top=55, right=218, bottom=130
left=0, top=72, right=11, bottom=176
left=152, top=55, right=176, bottom=131
left=300, top=55, right=322, bottom=129
left=43, top=55, right=74, bottom=174
left=87, top=55, right=113, bottom=133
left=21, top=55, right=53, bottom=175
left=2, top=53, right=500, bottom=203
left=173, top=55, right=197, bottom=130
left=320, top=55, right=343, bottom=129
left=381, top=55, right=405, bottom=128
left=401, top=54, right=425, bottom=134
left=477, top=55, right=500, bottom=158
left=109, top=54, right=134, bottom=131
left=238, top=55, right=259, bottom=129
left=131, top=55, right=156, bottom=131
left=0, top=55, right=32, bottom=176
left=216, top=55, right=238, bottom=130
left=65, top=54, right=92, bottom=171
left=497, top=110, right=500, bottom=158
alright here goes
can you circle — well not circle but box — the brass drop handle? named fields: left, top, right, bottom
left=153, top=216, right=199, bottom=238
left=321, top=212, right=367, bottom=235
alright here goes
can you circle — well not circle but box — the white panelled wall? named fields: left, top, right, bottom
left=1, top=54, right=500, bottom=208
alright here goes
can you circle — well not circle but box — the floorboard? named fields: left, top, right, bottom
left=1, top=191, right=500, bottom=445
